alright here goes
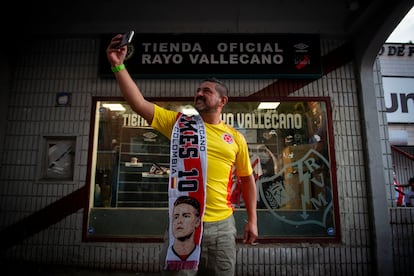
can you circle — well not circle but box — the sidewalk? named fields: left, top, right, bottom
left=3, top=261, right=161, bottom=276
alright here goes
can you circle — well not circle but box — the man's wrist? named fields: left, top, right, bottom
left=111, top=64, right=125, bottom=73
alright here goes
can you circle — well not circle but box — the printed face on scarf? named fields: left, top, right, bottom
left=194, top=81, right=227, bottom=113
left=173, top=203, right=201, bottom=239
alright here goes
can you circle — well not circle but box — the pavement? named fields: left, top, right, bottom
left=2, top=260, right=162, bottom=276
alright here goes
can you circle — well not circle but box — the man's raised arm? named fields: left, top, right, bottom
left=106, top=34, right=155, bottom=124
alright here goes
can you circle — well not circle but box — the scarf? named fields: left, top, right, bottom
left=165, top=113, right=207, bottom=271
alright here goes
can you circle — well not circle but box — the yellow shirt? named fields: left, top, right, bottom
left=151, top=105, right=253, bottom=222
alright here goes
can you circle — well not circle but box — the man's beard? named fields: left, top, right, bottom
left=195, top=97, right=218, bottom=113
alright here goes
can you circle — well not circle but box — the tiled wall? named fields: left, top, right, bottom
left=389, top=208, right=414, bottom=275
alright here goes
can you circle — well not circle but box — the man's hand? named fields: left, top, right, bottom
left=243, top=220, right=258, bottom=245
left=106, top=34, right=128, bottom=67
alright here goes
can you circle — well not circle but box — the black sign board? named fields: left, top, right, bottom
left=100, top=33, right=322, bottom=79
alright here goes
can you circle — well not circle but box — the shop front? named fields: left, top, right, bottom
left=86, top=97, right=340, bottom=242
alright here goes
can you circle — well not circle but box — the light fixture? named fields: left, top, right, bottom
left=257, top=102, right=280, bottom=109
left=55, top=92, right=71, bottom=107
left=102, top=103, right=126, bottom=111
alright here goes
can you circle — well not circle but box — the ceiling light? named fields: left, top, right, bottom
left=102, top=103, right=126, bottom=111
left=257, top=102, right=280, bottom=109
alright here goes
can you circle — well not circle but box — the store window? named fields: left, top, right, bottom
left=85, top=97, right=339, bottom=242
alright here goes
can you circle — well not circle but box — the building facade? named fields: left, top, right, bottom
left=1, top=2, right=413, bottom=276
left=379, top=43, right=414, bottom=189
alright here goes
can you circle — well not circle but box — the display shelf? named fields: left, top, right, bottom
left=115, top=127, right=170, bottom=208
left=124, top=162, right=143, bottom=167
left=141, top=172, right=169, bottom=178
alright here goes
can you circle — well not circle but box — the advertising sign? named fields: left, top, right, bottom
left=383, top=77, right=414, bottom=123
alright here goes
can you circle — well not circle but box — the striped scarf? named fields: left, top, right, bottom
left=165, top=113, right=207, bottom=271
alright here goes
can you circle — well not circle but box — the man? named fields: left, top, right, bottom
left=393, top=171, right=405, bottom=207
left=107, top=34, right=258, bottom=275
left=403, top=177, right=414, bottom=207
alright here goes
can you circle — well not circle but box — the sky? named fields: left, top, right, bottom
left=386, top=5, right=414, bottom=43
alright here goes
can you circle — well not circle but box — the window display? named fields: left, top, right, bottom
left=86, top=98, right=339, bottom=242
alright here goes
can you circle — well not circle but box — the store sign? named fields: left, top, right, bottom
left=122, top=110, right=303, bottom=129
left=379, top=44, right=414, bottom=57
left=100, top=33, right=322, bottom=78
left=383, top=77, right=414, bottom=123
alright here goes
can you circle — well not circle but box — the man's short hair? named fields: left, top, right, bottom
left=174, top=196, right=200, bottom=216
left=201, top=77, right=228, bottom=97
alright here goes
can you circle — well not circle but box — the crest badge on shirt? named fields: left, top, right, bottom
left=222, top=133, right=234, bottom=144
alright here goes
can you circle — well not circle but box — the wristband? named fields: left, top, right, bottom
left=111, top=64, right=125, bottom=73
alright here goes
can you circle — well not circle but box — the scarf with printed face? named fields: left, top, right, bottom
left=165, top=113, right=207, bottom=271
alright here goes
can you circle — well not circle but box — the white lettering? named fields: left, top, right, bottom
left=141, top=54, right=183, bottom=64
left=223, top=112, right=302, bottom=129
left=188, top=54, right=284, bottom=65
left=141, top=42, right=203, bottom=53
left=216, top=42, right=284, bottom=53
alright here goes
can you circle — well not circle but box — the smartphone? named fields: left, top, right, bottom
left=114, top=30, right=134, bottom=48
